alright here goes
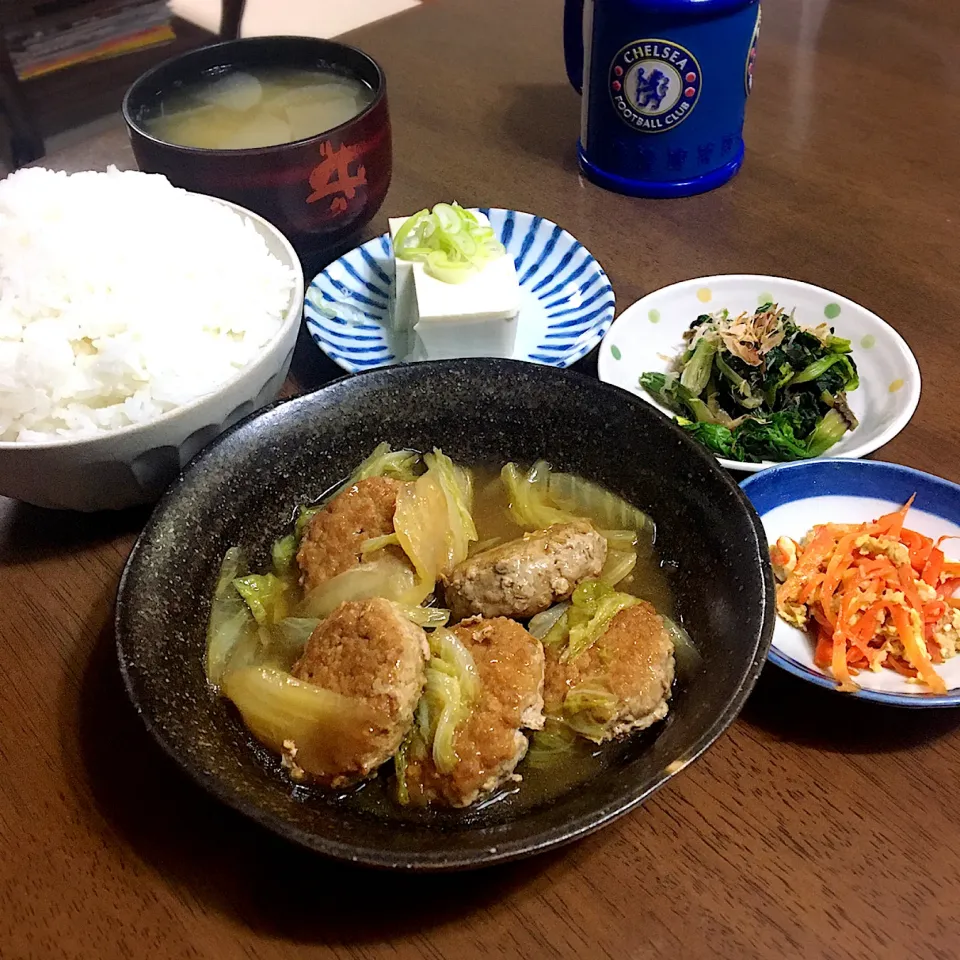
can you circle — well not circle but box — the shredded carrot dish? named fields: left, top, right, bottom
left=771, top=497, right=960, bottom=693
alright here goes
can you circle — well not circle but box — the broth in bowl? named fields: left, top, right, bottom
left=144, top=66, right=374, bottom=150
left=114, top=357, right=775, bottom=869
left=204, top=446, right=694, bottom=814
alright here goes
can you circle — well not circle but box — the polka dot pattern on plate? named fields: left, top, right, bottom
left=597, top=274, right=922, bottom=475
left=610, top=344, right=622, bottom=360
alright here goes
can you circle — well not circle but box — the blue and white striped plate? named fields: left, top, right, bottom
left=742, top=459, right=960, bottom=707
left=304, top=208, right=615, bottom=372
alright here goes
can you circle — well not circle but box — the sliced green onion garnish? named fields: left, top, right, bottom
left=393, top=208, right=429, bottom=253
left=432, top=203, right=462, bottom=234
left=425, top=250, right=478, bottom=285
left=394, top=202, right=506, bottom=284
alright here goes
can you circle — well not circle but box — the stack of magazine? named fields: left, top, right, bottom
left=7, top=0, right=174, bottom=81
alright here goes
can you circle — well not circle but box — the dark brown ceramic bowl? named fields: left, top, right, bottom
left=122, top=36, right=391, bottom=264
left=115, top=359, right=774, bottom=871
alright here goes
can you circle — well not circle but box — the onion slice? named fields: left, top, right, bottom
left=393, top=202, right=506, bottom=284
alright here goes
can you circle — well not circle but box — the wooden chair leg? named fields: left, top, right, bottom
left=219, top=0, right=248, bottom=40
left=0, top=32, right=44, bottom=168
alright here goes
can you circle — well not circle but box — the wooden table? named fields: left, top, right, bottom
left=4, top=0, right=960, bottom=957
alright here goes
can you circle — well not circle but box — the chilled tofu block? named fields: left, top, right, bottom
left=389, top=216, right=418, bottom=333
left=389, top=209, right=521, bottom=360
left=412, top=254, right=520, bottom=359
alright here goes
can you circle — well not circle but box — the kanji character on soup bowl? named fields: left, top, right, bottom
left=123, top=36, right=391, bottom=268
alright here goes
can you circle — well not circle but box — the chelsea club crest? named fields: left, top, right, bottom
left=608, top=39, right=702, bottom=134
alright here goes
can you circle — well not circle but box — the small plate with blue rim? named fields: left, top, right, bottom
left=304, top=208, right=615, bottom=372
left=742, top=458, right=960, bottom=707
left=598, top=275, right=921, bottom=473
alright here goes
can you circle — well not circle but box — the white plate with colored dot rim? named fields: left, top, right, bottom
left=598, top=275, right=922, bottom=473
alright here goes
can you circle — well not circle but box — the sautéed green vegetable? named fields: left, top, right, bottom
left=640, top=303, right=859, bottom=463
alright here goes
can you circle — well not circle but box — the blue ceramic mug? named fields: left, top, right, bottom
left=564, top=0, right=761, bottom=198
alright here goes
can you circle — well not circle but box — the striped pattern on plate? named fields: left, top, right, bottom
left=304, top=208, right=615, bottom=372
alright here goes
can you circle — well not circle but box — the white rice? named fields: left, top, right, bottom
left=0, top=166, right=297, bottom=443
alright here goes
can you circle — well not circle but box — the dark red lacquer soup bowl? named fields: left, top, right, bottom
left=122, top=36, right=391, bottom=265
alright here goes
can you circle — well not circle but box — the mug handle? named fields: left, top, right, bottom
left=563, top=0, right=584, bottom=94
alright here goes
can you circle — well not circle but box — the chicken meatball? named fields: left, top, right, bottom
left=290, top=598, right=428, bottom=787
left=442, top=520, right=606, bottom=622
left=545, top=600, right=674, bottom=741
left=402, top=616, right=545, bottom=807
left=296, top=476, right=410, bottom=592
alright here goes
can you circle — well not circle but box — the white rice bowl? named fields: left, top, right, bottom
left=0, top=166, right=297, bottom=443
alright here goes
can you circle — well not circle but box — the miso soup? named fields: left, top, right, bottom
left=145, top=65, right=374, bottom=150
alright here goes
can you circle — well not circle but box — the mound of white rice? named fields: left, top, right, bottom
left=0, top=166, right=297, bottom=443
